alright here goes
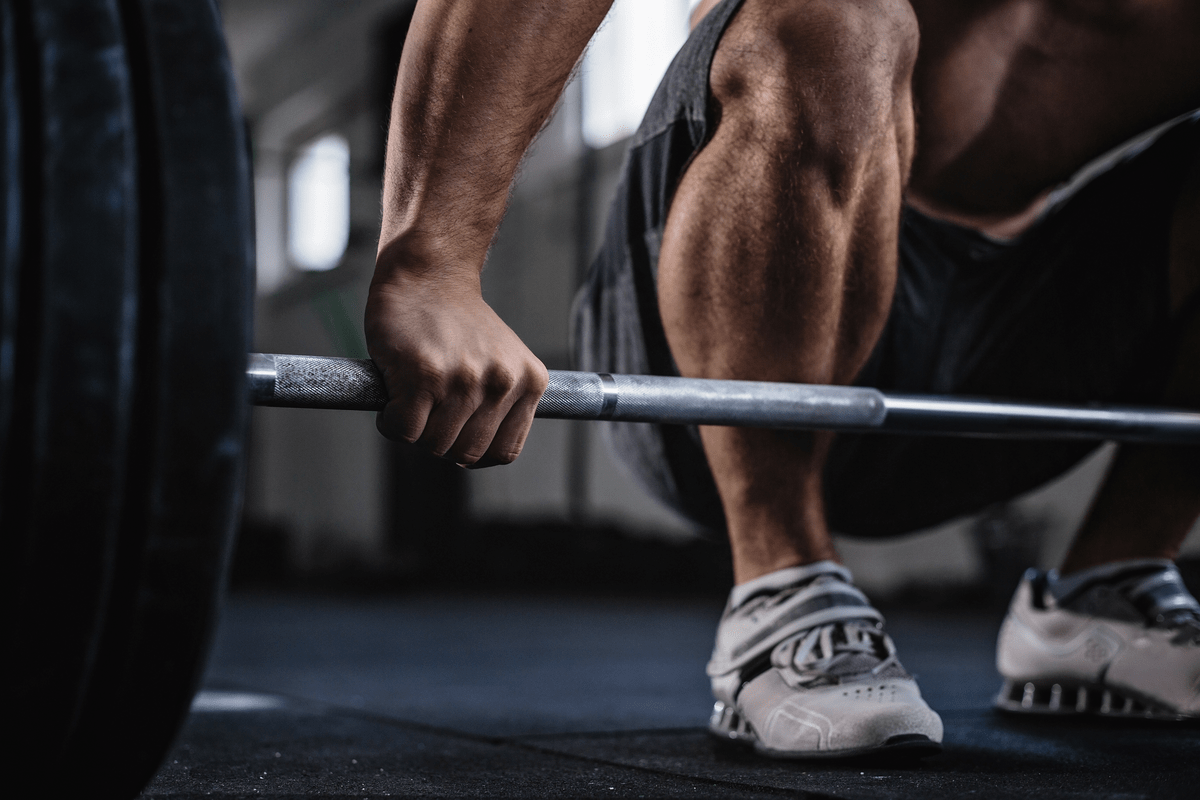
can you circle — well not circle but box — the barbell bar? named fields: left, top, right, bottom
left=249, top=353, right=1200, bottom=445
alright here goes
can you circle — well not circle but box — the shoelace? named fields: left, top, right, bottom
left=770, top=620, right=900, bottom=687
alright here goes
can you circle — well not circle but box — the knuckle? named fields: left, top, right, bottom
left=445, top=365, right=486, bottom=403
left=481, top=365, right=518, bottom=400
left=528, top=363, right=549, bottom=394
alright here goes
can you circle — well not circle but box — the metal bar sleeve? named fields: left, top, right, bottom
left=248, top=353, right=1200, bottom=443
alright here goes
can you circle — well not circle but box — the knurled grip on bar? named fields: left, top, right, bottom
left=247, top=353, right=1200, bottom=443
left=249, top=353, right=387, bottom=411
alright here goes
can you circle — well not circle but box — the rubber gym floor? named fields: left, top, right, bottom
left=139, top=586, right=1200, bottom=799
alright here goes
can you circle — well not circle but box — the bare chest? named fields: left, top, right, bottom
left=908, top=0, right=1200, bottom=215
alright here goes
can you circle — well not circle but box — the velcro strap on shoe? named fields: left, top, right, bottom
left=727, top=561, right=854, bottom=609
left=707, top=577, right=883, bottom=677
left=1127, top=566, right=1200, bottom=620
left=1049, top=558, right=1174, bottom=606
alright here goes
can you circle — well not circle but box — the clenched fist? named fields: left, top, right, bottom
left=365, top=266, right=548, bottom=468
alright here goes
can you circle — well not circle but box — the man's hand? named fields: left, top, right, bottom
left=366, top=0, right=611, bottom=467
left=365, top=267, right=548, bottom=468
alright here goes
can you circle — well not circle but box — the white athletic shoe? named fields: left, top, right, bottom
left=706, top=562, right=943, bottom=758
left=995, top=559, right=1200, bottom=720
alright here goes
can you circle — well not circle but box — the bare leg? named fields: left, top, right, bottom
left=1060, top=152, right=1200, bottom=574
left=656, top=0, right=919, bottom=584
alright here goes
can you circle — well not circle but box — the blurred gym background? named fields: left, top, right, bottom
left=226, top=0, right=1200, bottom=602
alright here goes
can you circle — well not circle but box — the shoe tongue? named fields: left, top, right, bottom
left=824, top=652, right=909, bottom=681
left=780, top=624, right=911, bottom=682
left=825, top=652, right=880, bottom=678
left=728, top=561, right=852, bottom=610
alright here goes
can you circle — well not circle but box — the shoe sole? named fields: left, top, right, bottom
left=995, top=679, right=1193, bottom=721
left=708, top=702, right=943, bottom=760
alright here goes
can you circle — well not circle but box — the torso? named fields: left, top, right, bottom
left=907, top=0, right=1200, bottom=224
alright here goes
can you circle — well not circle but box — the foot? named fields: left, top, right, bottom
left=995, top=559, right=1200, bottom=719
left=706, top=562, right=944, bottom=759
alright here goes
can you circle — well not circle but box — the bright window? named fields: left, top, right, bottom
left=287, top=133, right=351, bottom=271
left=581, top=0, right=690, bottom=149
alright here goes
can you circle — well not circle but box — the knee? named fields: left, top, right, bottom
left=711, top=0, right=918, bottom=155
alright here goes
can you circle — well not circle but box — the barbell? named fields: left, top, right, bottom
left=4, top=1, right=1200, bottom=797
left=251, top=353, right=1200, bottom=442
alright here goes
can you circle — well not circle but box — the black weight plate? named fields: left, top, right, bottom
left=0, top=0, right=141, bottom=780
left=63, top=0, right=253, bottom=795
left=0, top=0, right=19, bottom=471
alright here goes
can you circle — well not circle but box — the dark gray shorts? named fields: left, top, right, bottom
left=571, top=0, right=1200, bottom=538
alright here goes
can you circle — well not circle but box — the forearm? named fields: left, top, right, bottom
left=377, top=0, right=613, bottom=284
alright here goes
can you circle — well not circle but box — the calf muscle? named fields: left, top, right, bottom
left=657, top=0, right=918, bottom=582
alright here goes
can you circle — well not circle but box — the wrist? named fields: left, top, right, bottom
left=372, top=229, right=483, bottom=293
